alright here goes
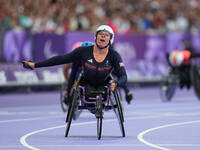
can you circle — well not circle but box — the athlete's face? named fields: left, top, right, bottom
left=96, top=31, right=111, bottom=48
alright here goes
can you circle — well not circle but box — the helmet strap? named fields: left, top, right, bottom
left=95, top=39, right=110, bottom=50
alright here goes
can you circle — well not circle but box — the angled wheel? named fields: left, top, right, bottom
left=65, top=89, right=78, bottom=137
left=65, top=70, right=83, bottom=137
left=60, top=83, right=68, bottom=112
left=160, top=74, right=177, bottom=102
left=112, top=90, right=125, bottom=137
left=117, top=88, right=124, bottom=109
left=190, top=65, right=200, bottom=100
left=97, top=117, right=103, bottom=140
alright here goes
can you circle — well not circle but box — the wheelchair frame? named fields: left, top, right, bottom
left=64, top=71, right=125, bottom=140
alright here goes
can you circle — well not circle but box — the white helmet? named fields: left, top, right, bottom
left=95, top=25, right=114, bottom=44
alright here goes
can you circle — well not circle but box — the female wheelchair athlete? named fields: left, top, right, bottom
left=65, top=70, right=125, bottom=140
left=160, top=50, right=200, bottom=102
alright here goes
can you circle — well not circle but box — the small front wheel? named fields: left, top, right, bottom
left=95, top=94, right=103, bottom=140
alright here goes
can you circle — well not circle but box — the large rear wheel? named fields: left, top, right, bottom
left=112, top=90, right=125, bottom=137
left=65, top=89, right=78, bottom=137
left=190, top=65, right=200, bottom=100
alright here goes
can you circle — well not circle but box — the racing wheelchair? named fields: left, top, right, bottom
left=64, top=71, right=125, bottom=140
left=160, top=58, right=200, bottom=102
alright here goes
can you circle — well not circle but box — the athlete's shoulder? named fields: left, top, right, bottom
left=73, top=45, right=93, bottom=54
left=109, top=47, right=121, bottom=58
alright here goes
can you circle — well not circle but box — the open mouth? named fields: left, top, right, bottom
left=100, top=39, right=105, bottom=42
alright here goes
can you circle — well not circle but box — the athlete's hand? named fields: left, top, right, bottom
left=109, top=80, right=117, bottom=91
left=21, top=61, right=35, bottom=70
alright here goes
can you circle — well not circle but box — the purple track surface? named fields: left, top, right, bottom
left=0, top=87, right=200, bottom=150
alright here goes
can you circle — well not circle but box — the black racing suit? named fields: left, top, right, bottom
left=66, top=52, right=133, bottom=104
left=35, top=45, right=127, bottom=88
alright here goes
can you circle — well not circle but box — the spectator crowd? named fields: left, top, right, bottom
left=0, top=0, right=200, bottom=35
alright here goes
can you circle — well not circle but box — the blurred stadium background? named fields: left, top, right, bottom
left=1, top=0, right=200, bottom=93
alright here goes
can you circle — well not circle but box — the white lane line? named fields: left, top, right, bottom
left=20, top=124, right=65, bottom=150
left=137, top=120, right=200, bottom=150
left=157, top=144, right=200, bottom=147
left=0, top=111, right=162, bottom=125
left=0, top=111, right=199, bottom=149
left=1, top=110, right=200, bottom=124
left=10, top=110, right=198, bottom=150
left=0, top=111, right=63, bottom=115
left=18, top=144, right=146, bottom=147
left=20, top=119, right=115, bottom=150
left=0, top=145, right=24, bottom=148
left=1, top=103, right=200, bottom=116
left=19, top=115, right=169, bottom=150
left=0, top=116, right=64, bottom=123
left=2, top=143, right=200, bottom=149
left=19, top=112, right=200, bottom=150
left=19, top=111, right=200, bottom=150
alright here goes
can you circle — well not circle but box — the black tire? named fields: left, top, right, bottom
left=60, top=83, right=68, bottom=112
left=97, top=117, right=102, bottom=140
left=190, top=65, right=200, bottom=100
left=117, top=88, right=124, bottom=109
left=113, top=90, right=125, bottom=137
left=160, top=75, right=177, bottom=102
left=118, top=88, right=123, bottom=102
left=96, top=94, right=103, bottom=140
left=65, top=89, right=78, bottom=137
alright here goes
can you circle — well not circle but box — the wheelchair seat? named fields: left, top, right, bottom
left=79, top=84, right=110, bottom=105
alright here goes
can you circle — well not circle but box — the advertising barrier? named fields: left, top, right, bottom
left=2, top=29, right=32, bottom=62
left=1, top=30, right=200, bottom=85
left=0, top=63, right=64, bottom=86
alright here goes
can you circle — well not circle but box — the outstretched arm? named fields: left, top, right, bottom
left=22, top=47, right=83, bottom=69
left=35, top=48, right=82, bottom=68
